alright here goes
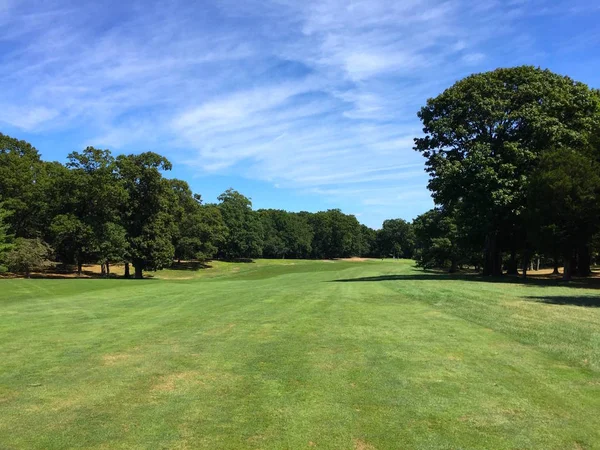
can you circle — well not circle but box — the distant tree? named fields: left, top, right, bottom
left=259, top=210, right=314, bottom=259
left=0, top=205, right=14, bottom=272
left=0, top=133, right=47, bottom=237
left=5, top=238, right=52, bottom=278
left=50, top=214, right=95, bottom=275
left=413, top=209, right=463, bottom=272
left=218, top=189, right=263, bottom=259
left=97, top=222, right=128, bottom=276
left=308, top=209, right=362, bottom=259
left=376, top=219, right=415, bottom=259
left=176, top=203, right=227, bottom=262
left=415, top=66, right=600, bottom=276
left=117, top=153, right=176, bottom=278
left=168, top=179, right=199, bottom=262
left=358, top=224, right=377, bottom=257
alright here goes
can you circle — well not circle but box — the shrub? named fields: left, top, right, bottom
left=5, top=238, right=52, bottom=277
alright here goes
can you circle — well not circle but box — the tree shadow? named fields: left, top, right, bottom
left=219, top=258, right=255, bottom=263
left=331, top=272, right=600, bottom=290
left=170, top=261, right=212, bottom=271
left=526, top=295, right=600, bottom=307
left=23, top=272, right=158, bottom=280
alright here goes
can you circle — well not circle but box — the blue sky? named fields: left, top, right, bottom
left=1, top=0, right=599, bottom=228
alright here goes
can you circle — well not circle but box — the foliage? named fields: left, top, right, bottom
left=415, top=66, right=600, bottom=276
left=5, top=238, right=52, bottom=277
left=217, top=189, right=264, bottom=259
left=307, top=209, right=363, bottom=259
left=116, top=153, right=176, bottom=278
left=528, top=147, right=600, bottom=279
left=50, top=214, right=95, bottom=273
left=376, top=218, right=415, bottom=258
left=0, top=205, right=14, bottom=272
left=413, top=209, right=460, bottom=271
left=0, top=133, right=47, bottom=237
left=259, top=209, right=313, bottom=259
left=414, top=67, right=600, bottom=274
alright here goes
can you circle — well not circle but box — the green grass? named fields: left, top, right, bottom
left=1, top=260, right=599, bottom=449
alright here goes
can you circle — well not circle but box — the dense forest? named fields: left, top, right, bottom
left=1, top=66, right=599, bottom=279
left=0, top=134, right=415, bottom=278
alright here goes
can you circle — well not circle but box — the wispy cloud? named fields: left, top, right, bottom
left=0, top=0, right=597, bottom=226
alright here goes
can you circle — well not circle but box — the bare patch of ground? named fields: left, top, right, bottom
left=354, top=438, right=376, bottom=450
left=102, top=353, right=132, bottom=365
left=152, top=371, right=201, bottom=392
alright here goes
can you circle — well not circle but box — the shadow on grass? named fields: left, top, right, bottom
left=170, top=261, right=212, bottom=271
left=331, top=272, right=600, bottom=290
left=219, top=258, right=255, bottom=263
left=25, top=272, right=159, bottom=280
left=526, top=295, right=600, bottom=307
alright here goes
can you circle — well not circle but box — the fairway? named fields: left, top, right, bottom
left=1, top=260, right=599, bottom=449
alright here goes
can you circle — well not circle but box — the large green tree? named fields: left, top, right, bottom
left=47, top=147, right=126, bottom=274
left=308, top=209, right=362, bottom=259
left=376, top=219, right=415, bottom=259
left=259, top=210, right=313, bottom=259
left=50, top=214, right=95, bottom=275
left=218, top=189, right=263, bottom=259
left=413, top=208, right=464, bottom=272
left=414, top=66, right=600, bottom=276
left=0, top=133, right=48, bottom=237
left=117, top=153, right=176, bottom=278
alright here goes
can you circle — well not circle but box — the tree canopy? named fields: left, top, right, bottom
left=415, top=66, right=600, bottom=277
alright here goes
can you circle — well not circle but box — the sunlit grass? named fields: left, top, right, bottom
left=1, top=260, right=599, bottom=449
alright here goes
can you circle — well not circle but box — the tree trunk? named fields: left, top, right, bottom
left=563, top=253, right=573, bottom=281
left=536, top=258, right=540, bottom=271
left=124, top=263, right=130, bottom=279
left=521, top=251, right=529, bottom=279
left=101, top=263, right=106, bottom=277
left=134, top=265, right=143, bottom=279
left=449, top=258, right=457, bottom=273
left=552, top=256, right=560, bottom=275
left=506, top=248, right=518, bottom=275
left=106, top=262, right=110, bottom=276
left=483, top=233, right=502, bottom=276
left=577, top=244, right=591, bottom=277
left=494, top=248, right=502, bottom=276
left=77, top=262, right=82, bottom=276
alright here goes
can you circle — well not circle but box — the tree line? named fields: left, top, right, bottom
left=412, top=66, right=600, bottom=280
left=2, top=66, right=598, bottom=280
left=0, top=135, right=417, bottom=278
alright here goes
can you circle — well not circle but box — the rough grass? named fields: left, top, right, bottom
left=0, top=260, right=599, bottom=449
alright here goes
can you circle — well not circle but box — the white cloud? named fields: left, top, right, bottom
left=0, top=106, right=59, bottom=131
left=0, top=0, right=595, bottom=225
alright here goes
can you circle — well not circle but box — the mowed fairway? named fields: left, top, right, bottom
left=1, top=260, right=599, bottom=449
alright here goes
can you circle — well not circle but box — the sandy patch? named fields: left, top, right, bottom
left=152, top=371, right=201, bottom=392
left=102, top=353, right=133, bottom=365
left=354, top=438, right=376, bottom=450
